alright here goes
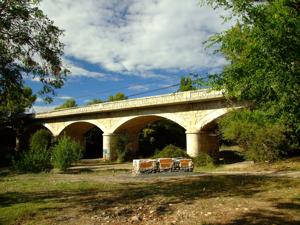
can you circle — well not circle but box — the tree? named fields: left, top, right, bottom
left=0, top=0, right=67, bottom=124
left=86, top=98, right=103, bottom=105
left=178, top=76, right=197, bottom=92
left=203, top=0, right=300, bottom=150
left=108, top=92, right=128, bottom=102
left=55, top=99, right=77, bottom=110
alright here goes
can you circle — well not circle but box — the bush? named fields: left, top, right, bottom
left=114, top=134, right=136, bottom=162
left=12, top=129, right=52, bottom=172
left=12, top=147, right=51, bottom=172
left=219, top=109, right=286, bottom=162
left=30, top=129, right=52, bottom=152
left=51, top=136, right=83, bottom=170
left=193, top=152, right=215, bottom=168
left=153, top=144, right=188, bottom=158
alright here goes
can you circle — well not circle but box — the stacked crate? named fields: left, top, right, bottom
left=132, top=158, right=193, bottom=175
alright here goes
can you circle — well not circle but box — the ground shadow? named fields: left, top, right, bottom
left=0, top=174, right=298, bottom=224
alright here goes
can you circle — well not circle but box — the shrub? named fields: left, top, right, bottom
left=114, top=134, right=136, bottom=162
left=219, top=109, right=286, bottom=162
left=12, top=147, right=51, bottom=172
left=30, top=129, right=52, bottom=152
left=51, top=136, right=83, bottom=170
left=12, top=129, right=52, bottom=172
left=193, top=152, right=215, bottom=168
left=153, top=144, right=188, bottom=158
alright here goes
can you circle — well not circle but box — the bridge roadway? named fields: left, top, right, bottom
left=30, top=89, right=238, bottom=160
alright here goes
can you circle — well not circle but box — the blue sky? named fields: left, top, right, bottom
left=27, top=0, right=231, bottom=112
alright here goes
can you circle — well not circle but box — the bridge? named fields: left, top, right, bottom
left=29, top=89, right=239, bottom=160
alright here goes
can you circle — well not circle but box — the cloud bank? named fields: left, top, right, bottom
left=41, top=0, right=231, bottom=79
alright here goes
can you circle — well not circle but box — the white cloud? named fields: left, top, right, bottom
left=128, top=84, right=149, bottom=91
left=57, top=95, right=72, bottom=100
left=40, top=0, right=232, bottom=78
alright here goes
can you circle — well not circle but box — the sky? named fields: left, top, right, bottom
left=27, top=0, right=232, bottom=113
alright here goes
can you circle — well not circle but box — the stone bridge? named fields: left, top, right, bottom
left=29, top=89, right=240, bottom=160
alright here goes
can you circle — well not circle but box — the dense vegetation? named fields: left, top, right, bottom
left=13, top=130, right=83, bottom=172
left=55, top=98, right=77, bottom=110
left=51, top=135, right=83, bottom=171
left=139, top=119, right=186, bottom=157
left=12, top=129, right=52, bottom=172
left=202, top=0, right=300, bottom=161
left=0, top=0, right=67, bottom=124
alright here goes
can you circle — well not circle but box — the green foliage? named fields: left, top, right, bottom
left=114, top=134, right=135, bottom=162
left=203, top=0, right=300, bottom=150
left=219, top=110, right=286, bottom=162
left=12, top=147, right=51, bottom=172
left=29, top=129, right=52, bottom=152
left=139, top=119, right=186, bottom=157
left=51, top=136, right=83, bottom=170
left=0, top=0, right=67, bottom=124
left=12, top=129, right=52, bottom=172
left=193, top=152, right=215, bottom=168
left=55, top=99, right=77, bottom=110
left=108, top=92, right=128, bottom=102
left=179, top=76, right=197, bottom=92
left=153, top=144, right=188, bottom=158
left=86, top=98, right=103, bottom=105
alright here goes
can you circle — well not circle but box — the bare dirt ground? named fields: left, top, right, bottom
left=1, top=158, right=299, bottom=225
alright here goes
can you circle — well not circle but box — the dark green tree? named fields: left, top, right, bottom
left=178, top=76, right=197, bottom=92
left=203, top=0, right=300, bottom=151
left=0, top=0, right=67, bottom=124
left=86, top=98, right=103, bottom=105
left=108, top=92, right=128, bottom=102
left=55, top=99, right=77, bottom=110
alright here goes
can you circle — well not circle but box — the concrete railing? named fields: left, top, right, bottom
left=33, top=89, right=224, bottom=119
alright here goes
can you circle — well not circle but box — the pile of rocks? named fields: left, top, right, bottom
left=132, top=158, right=193, bottom=175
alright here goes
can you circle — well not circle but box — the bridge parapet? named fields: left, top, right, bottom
left=33, top=89, right=224, bottom=119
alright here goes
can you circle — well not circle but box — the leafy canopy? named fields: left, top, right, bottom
left=86, top=98, right=103, bottom=105
left=108, top=92, right=128, bottom=102
left=203, top=0, right=300, bottom=146
left=0, top=0, right=67, bottom=123
left=55, top=99, right=77, bottom=110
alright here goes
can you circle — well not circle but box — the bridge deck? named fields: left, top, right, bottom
left=33, top=89, right=224, bottom=119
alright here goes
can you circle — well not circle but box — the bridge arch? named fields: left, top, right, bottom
left=197, top=108, right=229, bottom=130
left=109, top=115, right=187, bottom=158
left=110, top=114, right=188, bottom=133
left=58, top=121, right=104, bottom=159
left=56, top=120, right=106, bottom=136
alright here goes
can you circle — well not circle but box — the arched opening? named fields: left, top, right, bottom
left=114, top=116, right=186, bottom=158
left=59, top=122, right=103, bottom=159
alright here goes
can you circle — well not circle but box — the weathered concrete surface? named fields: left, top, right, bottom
left=29, top=89, right=242, bottom=158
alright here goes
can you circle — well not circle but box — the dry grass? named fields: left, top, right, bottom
left=0, top=158, right=299, bottom=225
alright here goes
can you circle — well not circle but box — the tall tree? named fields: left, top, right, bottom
left=108, top=92, right=128, bottom=102
left=55, top=99, right=77, bottom=110
left=86, top=98, right=103, bottom=105
left=0, top=0, right=67, bottom=124
left=203, top=0, right=300, bottom=149
left=178, top=76, right=197, bottom=92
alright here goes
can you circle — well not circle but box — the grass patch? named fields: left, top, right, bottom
left=0, top=158, right=299, bottom=225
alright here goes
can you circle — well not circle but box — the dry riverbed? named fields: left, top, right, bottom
left=0, top=158, right=299, bottom=225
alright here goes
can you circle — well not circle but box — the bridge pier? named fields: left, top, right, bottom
left=186, top=131, right=200, bottom=157
left=186, top=130, right=219, bottom=158
left=102, top=133, right=116, bottom=161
